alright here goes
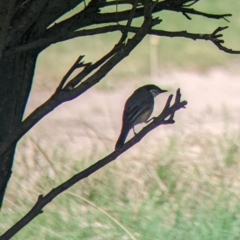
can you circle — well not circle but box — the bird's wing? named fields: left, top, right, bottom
left=123, top=91, right=153, bottom=124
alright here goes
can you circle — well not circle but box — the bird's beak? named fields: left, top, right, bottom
left=161, top=89, right=168, bottom=93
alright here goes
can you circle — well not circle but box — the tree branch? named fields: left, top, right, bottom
left=2, top=0, right=233, bottom=55
left=0, top=0, right=159, bottom=163
left=158, top=5, right=231, bottom=21
left=56, top=55, right=91, bottom=92
left=120, top=0, right=139, bottom=42
left=42, top=0, right=104, bottom=39
left=150, top=26, right=240, bottom=54
left=0, top=89, right=187, bottom=240
left=101, top=0, right=229, bottom=21
left=62, top=42, right=124, bottom=91
left=7, top=25, right=240, bottom=55
left=36, top=0, right=84, bottom=30
left=43, top=1, right=231, bottom=42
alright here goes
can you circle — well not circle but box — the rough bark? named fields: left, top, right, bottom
left=0, top=51, right=38, bottom=207
left=0, top=0, right=44, bottom=208
left=0, top=0, right=81, bottom=209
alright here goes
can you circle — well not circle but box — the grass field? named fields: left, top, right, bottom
left=1, top=117, right=240, bottom=239
left=1, top=1, right=240, bottom=239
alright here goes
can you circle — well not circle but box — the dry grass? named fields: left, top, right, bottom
left=1, top=2, right=240, bottom=238
left=1, top=83, right=240, bottom=239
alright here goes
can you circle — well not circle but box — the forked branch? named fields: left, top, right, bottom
left=3, top=0, right=237, bottom=55
left=8, top=25, right=240, bottom=55
left=0, top=89, right=187, bottom=240
left=0, top=0, right=158, bottom=166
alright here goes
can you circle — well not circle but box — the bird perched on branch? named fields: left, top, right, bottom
left=115, top=84, right=167, bottom=150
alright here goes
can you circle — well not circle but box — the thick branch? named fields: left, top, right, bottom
left=36, top=0, right=84, bottom=29
left=7, top=25, right=240, bottom=55
left=43, top=0, right=105, bottom=39
left=0, top=0, right=158, bottom=163
left=0, top=0, right=16, bottom=54
left=2, top=0, right=233, bottom=55
left=9, top=0, right=49, bottom=39
left=43, top=1, right=231, bottom=42
left=0, top=89, right=187, bottom=240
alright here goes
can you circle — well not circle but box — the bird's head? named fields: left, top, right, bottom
left=144, top=84, right=168, bottom=97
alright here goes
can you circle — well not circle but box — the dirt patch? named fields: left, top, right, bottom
left=24, top=69, right=240, bottom=153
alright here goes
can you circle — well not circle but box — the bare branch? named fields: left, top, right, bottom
left=2, top=0, right=233, bottom=56
left=182, top=11, right=191, bottom=20
left=168, top=7, right=231, bottom=21
left=63, top=43, right=123, bottom=90
left=43, top=0, right=104, bottom=39
left=0, top=0, right=158, bottom=160
left=120, top=0, right=139, bottom=42
left=0, top=89, right=187, bottom=240
left=150, top=26, right=240, bottom=54
left=36, top=0, right=84, bottom=29
left=56, top=55, right=91, bottom=92
left=56, top=28, right=163, bottom=102
left=43, top=1, right=231, bottom=43
left=6, top=22, right=240, bottom=55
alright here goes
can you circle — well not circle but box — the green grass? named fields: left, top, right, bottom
left=1, top=123, right=240, bottom=239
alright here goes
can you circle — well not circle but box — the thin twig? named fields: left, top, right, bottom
left=56, top=55, right=89, bottom=92
left=120, top=0, right=139, bottom=42
left=64, top=41, right=124, bottom=90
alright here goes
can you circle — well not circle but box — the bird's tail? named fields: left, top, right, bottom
left=115, top=124, right=131, bottom=150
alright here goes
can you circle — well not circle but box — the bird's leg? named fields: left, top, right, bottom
left=132, top=127, right=137, bottom=135
left=145, top=117, right=157, bottom=123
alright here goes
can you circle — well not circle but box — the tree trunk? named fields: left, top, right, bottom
left=0, top=0, right=79, bottom=209
left=0, top=52, right=38, bottom=208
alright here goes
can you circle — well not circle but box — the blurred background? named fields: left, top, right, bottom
left=1, top=1, right=240, bottom=239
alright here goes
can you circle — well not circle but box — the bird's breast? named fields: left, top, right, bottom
left=134, top=108, right=153, bottom=125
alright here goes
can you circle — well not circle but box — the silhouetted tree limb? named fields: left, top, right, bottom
left=0, top=0, right=161, bottom=168
left=0, top=89, right=187, bottom=240
left=37, top=0, right=84, bottom=28
left=8, top=25, right=240, bottom=54
left=3, top=0, right=234, bottom=55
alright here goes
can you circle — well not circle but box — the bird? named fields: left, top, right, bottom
left=115, top=84, right=167, bottom=150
